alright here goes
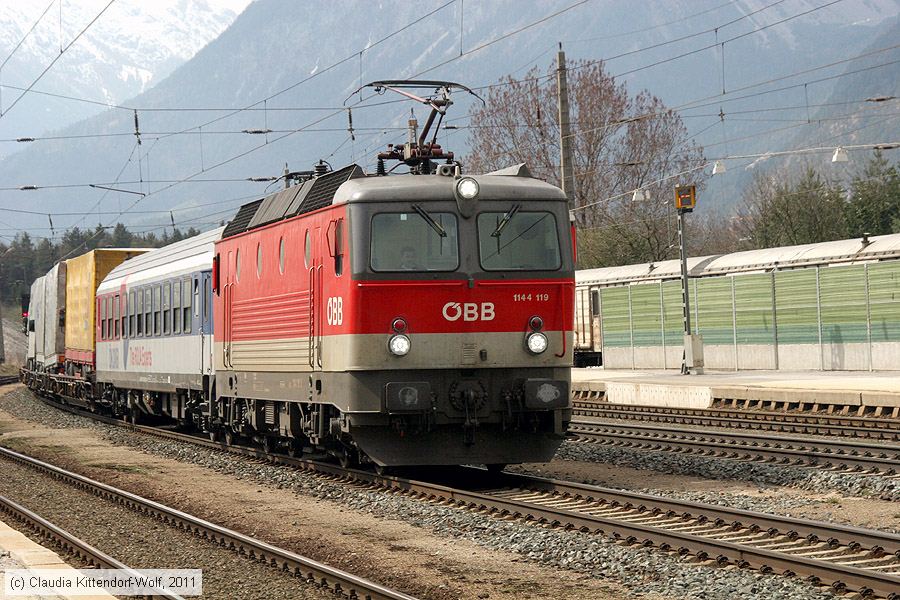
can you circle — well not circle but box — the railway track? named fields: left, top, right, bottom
left=0, top=445, right=417, bottom=600
left=0, top=494, right=184, bottom=600
left=0, top=374, right=21, bottom=386
left=573, top=400, right=900, bottom=441
left=569, top=419, right=900, bottom=476
left=23, top=393, right=900, bottom=598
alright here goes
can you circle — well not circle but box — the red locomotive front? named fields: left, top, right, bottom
left=212, top=166, right=574, bottom=467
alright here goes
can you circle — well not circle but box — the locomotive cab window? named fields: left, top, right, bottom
left=477, top=210, right=561, bottom=271
left=370, top=211, right=459, bottom=271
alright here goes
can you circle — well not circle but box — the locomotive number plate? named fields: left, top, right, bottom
left=513, top=293, right=550, bottom=302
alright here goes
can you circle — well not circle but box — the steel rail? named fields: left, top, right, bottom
left=573, top=401, right=900, bottom=441
left=569, top=420, right=900, bottom=475
left=0, top=446, right=418, bottom=600
left=23, top=387, right=900, bottom=597
left=0, top=494, right=185, bottom=600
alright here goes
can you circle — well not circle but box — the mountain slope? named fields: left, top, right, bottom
left=1, top=0, right=897, bottom=235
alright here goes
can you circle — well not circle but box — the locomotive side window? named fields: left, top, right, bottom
left=304, top=230, right=311, bottom=268
left=477, top=211, right=561, bottom=271
left=257, top=243, right=263, bottom=277
left=334, top=220, right=344, bottom=276
left=235, top=249, right=241, bottom=282
left=370, top=212, right=459, bottom=272
left=279, top=238, right=285, bottom=274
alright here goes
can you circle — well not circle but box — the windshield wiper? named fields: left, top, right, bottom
left=491, top=204, right=521, bottom=237
left=412, top=204, right=447, bottom=237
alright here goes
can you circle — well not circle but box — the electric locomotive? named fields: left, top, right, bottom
left=209, top=81, right=574, bottom=467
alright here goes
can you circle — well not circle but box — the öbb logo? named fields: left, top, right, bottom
left=442, top=302, right=495, bottom=322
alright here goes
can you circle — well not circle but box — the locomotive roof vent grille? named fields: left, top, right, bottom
left=287, top=164, right=364, bottom=218
left=222, top=198, right=264, bottom=238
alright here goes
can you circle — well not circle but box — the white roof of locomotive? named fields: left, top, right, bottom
left=98, top=227, right=224, bottom=293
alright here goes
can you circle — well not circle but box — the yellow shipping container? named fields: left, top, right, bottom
left=65, top=248, right=148, bottom=366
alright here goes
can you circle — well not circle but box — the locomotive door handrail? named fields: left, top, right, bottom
left=223, top=282, right=234, bottom=368
left=307, top=267, right=315, bottom=368
left=316, top=264, right=323, bottom=368
left=307, top=265, right=324, bottom=369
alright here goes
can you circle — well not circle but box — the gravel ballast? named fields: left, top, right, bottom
left=557, top=440, right=900, bottom=502
left=0, top=388, right=843, bottom=600
left=0, top=457, right=342, bottom=600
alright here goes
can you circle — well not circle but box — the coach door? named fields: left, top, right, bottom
left=307, top=227, right=324, bottom=370
left=200, top=272, right=213, bottom=374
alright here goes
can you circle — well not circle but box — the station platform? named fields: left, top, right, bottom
left=0, top=518, right=116, bottom=600
left=572, top=369, right=900, bottom=415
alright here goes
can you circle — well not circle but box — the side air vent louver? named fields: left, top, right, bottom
left=287, top=164, right=363, bottom=218
left=222, top=198, right=264, bottom=238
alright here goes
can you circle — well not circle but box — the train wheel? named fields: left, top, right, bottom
left=486, top=463, right=507, bottom=474
left=337, top=448, right=357, bottom=469
left=262, top=436, right=275, bottom=455
left=286, top=440, right=302, bottom=458
left=224, top=428, right=235, bottom=447
left=208, top=428, right=220, bottom=443
left=129, top=407, right=141, bottom=426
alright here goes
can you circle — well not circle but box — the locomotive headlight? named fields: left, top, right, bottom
left=389, top=334, right=411, bottom=356
left=525, top=332, right=548, bottom=354
left=456, top=177, right=479, bottom=200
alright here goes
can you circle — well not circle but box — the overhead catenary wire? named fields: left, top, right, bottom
left=0, top=0, right=117, bottom=120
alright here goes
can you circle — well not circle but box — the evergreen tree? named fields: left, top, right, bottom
left=845, top=151, right=900, bottom=237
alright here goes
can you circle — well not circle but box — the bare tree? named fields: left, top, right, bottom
left=466, top=60, right=704, bottom=267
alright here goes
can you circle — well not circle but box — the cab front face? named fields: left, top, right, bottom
left=346, top=192, right=575, bottom=371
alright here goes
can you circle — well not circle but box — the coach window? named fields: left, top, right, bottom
left=370, top=212, right=459, bottom=272
left=129, top=291, right=135, bottom=337
left=193, top=278, right=201, bottom=319
left=100, top=297, right=107, bottom=340
left=304, top=230, right=311, bottom=268
left=183, top=277, right=192, bottom=334
left=163, top=282, right=171, bottom=335
left=279, top=238, right=285, bottom=274
left=236, top=249, right=241, bottom=282
left=114, top=294, right=120, bottom=339
left=136, top=290, right=143, bottom=336
left=173, top=280, right=182, bottom=334
left=144, top=289, right=152, bottom=337
left=203, top=277, right=210, bottom=324
left=151, top=285, right=159, bottom=336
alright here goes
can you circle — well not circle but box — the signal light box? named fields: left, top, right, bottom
left=675, top=185, right=696, bottom=212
